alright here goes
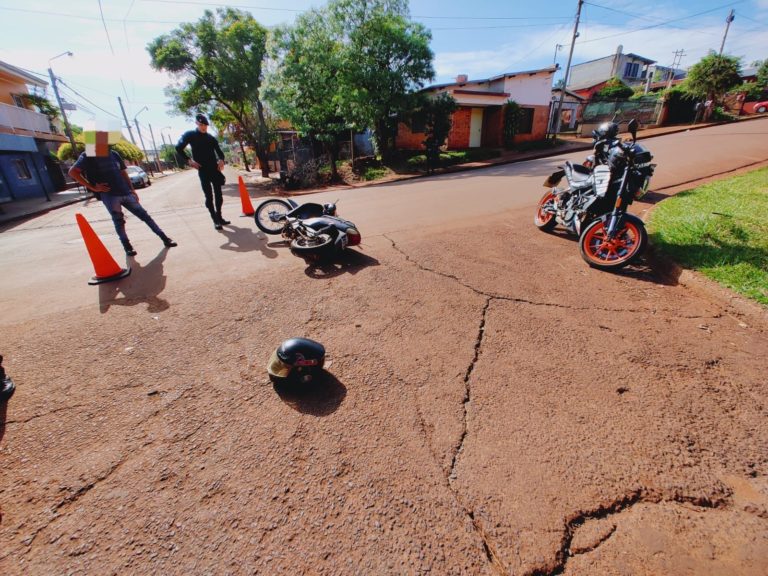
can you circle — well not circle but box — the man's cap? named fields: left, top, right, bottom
left=195, top=114, right=209, bottom=125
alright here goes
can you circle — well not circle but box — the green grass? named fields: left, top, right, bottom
left=362, top=166, right=389, bottom=181
left=647, top=167, right=768, bottom=305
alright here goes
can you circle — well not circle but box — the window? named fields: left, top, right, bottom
left=517, top=108, right=534, bottom=134
left=12, top=159, right=32, bottom=180
left=624, top=62, right=640, bottom=79
left=11, top=94, right=25, bottom=108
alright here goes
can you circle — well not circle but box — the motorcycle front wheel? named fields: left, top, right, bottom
left=255, top=199, right=292, bottom=234
left=579, top=217, right=647, bottom=270
left=290, top=234, right=334, bottom=260
left=534, top=189, right=558, bottom=231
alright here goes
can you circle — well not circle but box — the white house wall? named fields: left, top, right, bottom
left=502, top=73, right=555, bottom=106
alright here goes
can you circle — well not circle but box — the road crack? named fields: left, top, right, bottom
left=6, top=404, right=87, bottom=425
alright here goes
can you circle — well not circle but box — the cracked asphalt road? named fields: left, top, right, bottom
left=1, top=120, right=767, bottom=574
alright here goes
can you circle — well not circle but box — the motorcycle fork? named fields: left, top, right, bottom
left=606, top=169, right=630, bottom=239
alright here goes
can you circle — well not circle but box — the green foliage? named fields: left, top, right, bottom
left=757, top=60, right=768, bottom=88
left=56, top=141, right=84, bottom=162
left=160, top=144, right=179, bottom=164
left=503, top=100, right=520, bottom=150
left=362, top=166, right=389, bottom=181
left=648, top=167, right=768, bottom=305
left=56, top=138, right=143, bottom=162
left=404, top=148, right=500, bottom=168
left=21, top=94, right=59, bottom=120
left=730, top=82, right=765, bottom=100
left=685, top=53, right=742, bottom=101
left=147, top=8, right=273, bottom=175
left=594, top=77, right=634, bottom=100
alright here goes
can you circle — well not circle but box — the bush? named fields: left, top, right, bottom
left=362, top=166, right=388, bottom=181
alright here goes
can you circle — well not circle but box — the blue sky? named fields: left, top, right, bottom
left=1, top=0, right=766, bottom=143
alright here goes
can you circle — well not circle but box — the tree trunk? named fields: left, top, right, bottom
left=328, top=141, right=340, bottom=182
left=256, top=147, right=270, bottom=179
left=238, top=140, right=250, bottom=172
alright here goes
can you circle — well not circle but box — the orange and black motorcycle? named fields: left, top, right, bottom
left=535, top=119, right=655, bottom=270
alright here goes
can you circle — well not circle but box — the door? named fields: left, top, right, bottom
left=469, top=108, right=483, bottom=148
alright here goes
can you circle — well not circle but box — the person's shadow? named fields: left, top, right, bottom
left=272, top=371, right=346, bottom=416
left=219, top=225, right=279, bottom=258
left=98, top=248, right=170, bottom=313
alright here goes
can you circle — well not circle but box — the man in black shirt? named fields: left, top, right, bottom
left=175, top=114, right=230, bottom=230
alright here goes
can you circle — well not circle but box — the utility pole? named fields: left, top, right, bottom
left=148, top=123, right=162, bottom=173
left=117, top=97, right=136, bottom=145
left=666, top=49, right=686, bottom=91
left=47, top=67, right=77, bottom=153
left=719, top=9, right=735, bottom=55
left=552, top=0, right=583, bottom=140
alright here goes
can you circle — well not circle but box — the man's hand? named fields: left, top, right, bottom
left=188, top=159, right=201, bottom=169
left=91, top=182, right=110, bottom=193
left=217, top=159, right=225, bottom=171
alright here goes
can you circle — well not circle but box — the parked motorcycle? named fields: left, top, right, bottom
left=254, top=198, right=361, bottom=260
left=534, top=118, right=656, bottom=270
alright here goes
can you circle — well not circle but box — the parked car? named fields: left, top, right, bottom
left=126, top=165, right=151, bottom=188
left=752, top=101, right=768, bottom=114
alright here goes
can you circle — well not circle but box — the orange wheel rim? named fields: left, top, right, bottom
left=536, top=192, right=556, bottom=224
left=584, top=221, right=640, bottom=264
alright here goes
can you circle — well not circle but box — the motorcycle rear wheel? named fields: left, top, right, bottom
left=255, top=199, right=292, bottom=234
left=290, top=234, right=334, bottom=260
left=534, top=190, right=558, bottom=231
left=579, top=217, right=647, bottom=270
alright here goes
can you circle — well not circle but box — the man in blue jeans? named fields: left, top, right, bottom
left=69, top=130, right=177, bottom=256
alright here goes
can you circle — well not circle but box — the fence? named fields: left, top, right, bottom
left=580, top=97, right=664, bottom=136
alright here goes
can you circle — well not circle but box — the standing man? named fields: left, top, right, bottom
left=175, top=114, right=229, bottom=230
left=69, top=130, right=177, bottom=256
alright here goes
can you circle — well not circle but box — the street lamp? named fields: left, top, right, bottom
left=47, top=51, right=77, bottom=154
left=133, top=106, right=150, bottom=172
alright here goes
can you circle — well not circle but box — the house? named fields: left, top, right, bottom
left=0, top=60, right=68, bottom=206
left=396, top=66, right=558, bottom=150
left=567, top=46, right=655, bottom=92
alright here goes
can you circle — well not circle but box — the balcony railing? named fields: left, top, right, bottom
left=0, top=102, right=57, bottom=135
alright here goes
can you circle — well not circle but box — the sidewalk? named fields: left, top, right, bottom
left=0, top=118, right=755, bottom=226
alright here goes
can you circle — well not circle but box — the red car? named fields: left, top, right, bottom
left=753, top=101, right=768, bottom=114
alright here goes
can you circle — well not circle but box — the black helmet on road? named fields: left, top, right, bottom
left=267, top=338, right=326, bottom=383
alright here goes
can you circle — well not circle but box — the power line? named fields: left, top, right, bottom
left=97, top=0, right=116, bottom=55
left=577, top=0, right=748, bottom=44
left=56, top=78, right=121, bottom=119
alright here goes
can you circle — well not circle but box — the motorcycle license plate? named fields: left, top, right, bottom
left=340, top=234, right=348, bottom=250
left=635, top=176, right=651, bottom=200
left=593, top=165, right=611, bottom=197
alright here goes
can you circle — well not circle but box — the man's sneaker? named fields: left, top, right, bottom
left=214, top=223, right=223, bottom=230
left=163, top=238, right=178, bottom=248
left=219, top=218, right=231, bottom=226
left=123, top=242, right=137, bottom=256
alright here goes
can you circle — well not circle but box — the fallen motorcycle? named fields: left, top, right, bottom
left=254, top=198, right=361, bottom=260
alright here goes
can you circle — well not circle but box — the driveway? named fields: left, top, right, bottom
left=0, top=120, right=767, bottom=575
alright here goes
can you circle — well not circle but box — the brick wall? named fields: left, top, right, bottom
left=515, top=104, right=550, bottom=143
left=447, top=107, right=472, bottom=149
left=395, top=122, right=425, bottom=150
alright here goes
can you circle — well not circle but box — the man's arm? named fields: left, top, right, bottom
left=68, top=166, right=110, bottom=193
left=214, top=138, right=225, bottom=170
left=175, top=131, right=200, bottom=169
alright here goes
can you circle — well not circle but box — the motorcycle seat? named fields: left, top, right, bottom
left=564, top=161, right=592, bottom=186
left=287, top=202, right=325, bottom=219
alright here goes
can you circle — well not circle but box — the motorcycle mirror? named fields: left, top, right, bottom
left=627, top=119, right=638, bottom=141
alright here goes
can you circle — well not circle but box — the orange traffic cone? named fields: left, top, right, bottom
left=238, top=176, right=255, bottom=216
left=75, top=213, right=131, bottom=285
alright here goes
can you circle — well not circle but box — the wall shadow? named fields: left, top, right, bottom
left=98, top=247, right=171, bottom=313
left=219, top=225, right=279, bottom=258
left=302, top=249, right=380, bottom=279
left=272, top=371, right=346, bottom=416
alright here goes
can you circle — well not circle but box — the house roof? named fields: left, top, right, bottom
left=572, top=52, right=656, bottom=69
left=0, top=60, right=48, bottom=87
left=423, top=65, right=558, bottom=92
left=551, top=88, right=587, bottom=101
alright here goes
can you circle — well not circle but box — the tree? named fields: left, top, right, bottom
left=502, top=100, right=521, bottom=150
left=210, top=106, right=252, bottom=171
left=757, top=60, right=768, bottom=88
left=331, top=0, right=434, bottom=161
left=147, top=8, right=274, bottom=177
left=56, top=137, right=142, bottom=163
left=408, top=92, right=457, bottom=171
left=594, top=77, right=634, bottom=100
left=685, top=53, right=742, bottom=119
left=266, top=6, right=349, bottom=181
